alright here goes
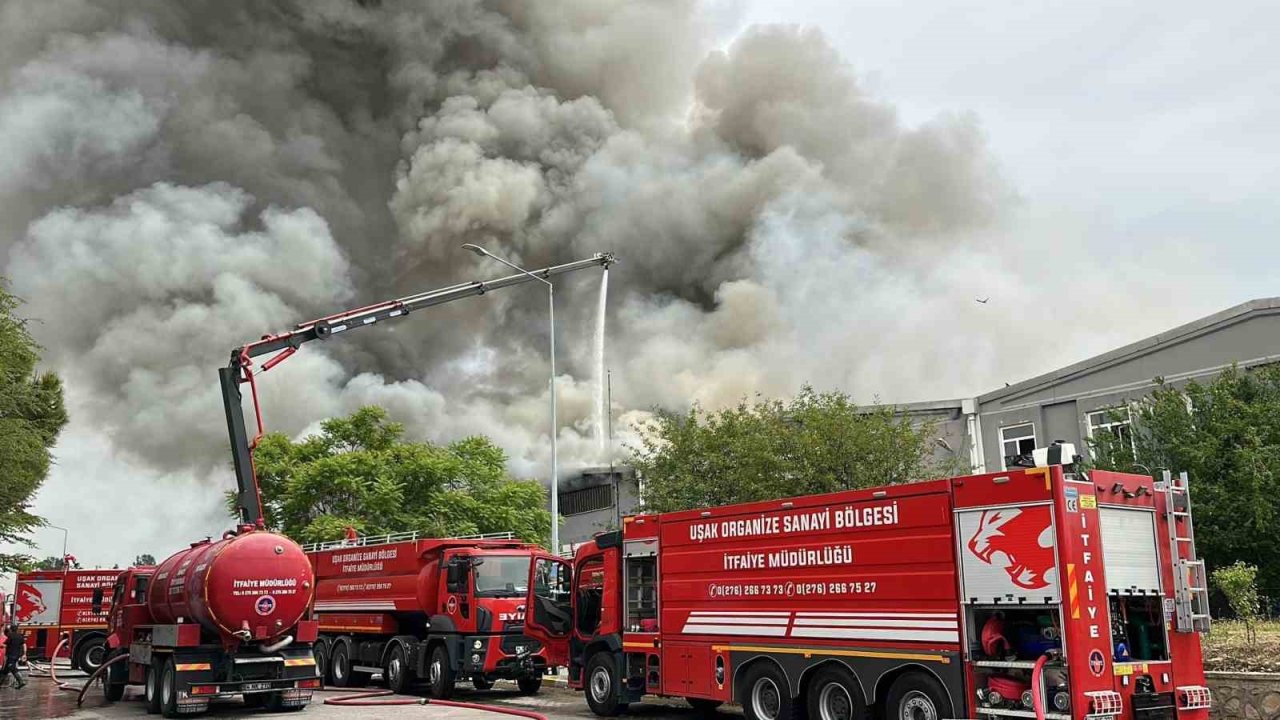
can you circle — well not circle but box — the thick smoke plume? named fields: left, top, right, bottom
left=0, top=1, right=1200, bottom=563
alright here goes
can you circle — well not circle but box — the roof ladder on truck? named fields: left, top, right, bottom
left=1162, top=470, right=1211, bottom=632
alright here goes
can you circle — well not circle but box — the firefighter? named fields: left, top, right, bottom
left=0, top=625, right=27, bottom=689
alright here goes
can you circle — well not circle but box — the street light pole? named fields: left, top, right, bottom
left=48, top=524, right=68, bottom=567
left=461, top=244, right=561, bottom=554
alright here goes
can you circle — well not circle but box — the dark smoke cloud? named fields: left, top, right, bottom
left=8, top=0, right=1170, bottom=564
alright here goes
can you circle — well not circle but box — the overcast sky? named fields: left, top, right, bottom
left=744, top=0, right=1279, bottom=301
left=7, top=1, right=1277, bottom=573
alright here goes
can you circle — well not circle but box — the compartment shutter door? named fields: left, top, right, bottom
left=1098, top=507, right=1161, bottom=594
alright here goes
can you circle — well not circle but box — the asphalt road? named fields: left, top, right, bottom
left=0, top=673, right=728, bottom=720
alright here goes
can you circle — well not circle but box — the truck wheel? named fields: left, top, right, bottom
left=517, top=674, right=543, bottom=695
left=884, top=672, right=952, bottom=720
left=160, top=658, right=180, bottom=719
left=102, top=652, right=126, bottom=702
left=144, top=661, right=162, bottom=714
left=806, top=666, right=863, bottom=720
left=330, top=642, right=357, bottom=688
left=741, top=663, right=793, bottom=720
left=314, top=641, right=330, bottom=685
left=688, top=698, right=724, bottom=713
left=473, top=675, right=494, bottom=691
left=585, top=652, right=622, bottom=716
left=76, top=636, right=109, bottom=673
left=427, top=644, right=455, bottom=699
left=385, top=644, right=411, bottom=695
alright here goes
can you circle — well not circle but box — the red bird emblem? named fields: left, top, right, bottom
left=967, top=507, right=1055, bottom=590
left=15, top=585, right=48, bottom=623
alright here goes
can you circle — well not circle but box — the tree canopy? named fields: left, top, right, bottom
left=1088, top=365, right=1280, bottom=595
left=34, top=555, right=80, bottom=570
left=0, top=284, right=68, bottom=573
left=239, top=407, right=552, bottom=546
left=629, top=387, right=960, bottom=513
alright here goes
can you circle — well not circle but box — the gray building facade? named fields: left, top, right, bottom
left=906, top=297, right=1280, bottom=472
left=557, top=466, right=638, bottom=551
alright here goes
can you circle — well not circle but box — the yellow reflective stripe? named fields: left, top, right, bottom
left=711, top=644, right=949, bottom=664
left=175, top=663, right=212, bottom=671
left=284, top=657, right=317, bottom=667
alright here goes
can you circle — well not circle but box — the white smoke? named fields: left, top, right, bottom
left=0, top=2, right=1218, bottom=565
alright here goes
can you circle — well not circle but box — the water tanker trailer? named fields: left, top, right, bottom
left=96, top=529, right=320, bottom=716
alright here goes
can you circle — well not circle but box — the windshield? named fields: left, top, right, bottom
left=474, top=555, right=531, bottom=598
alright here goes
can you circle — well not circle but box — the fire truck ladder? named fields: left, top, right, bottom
left=1163, top=470, right=1211, bottom=633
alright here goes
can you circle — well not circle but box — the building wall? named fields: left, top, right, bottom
left=976, top=308, right=1280, bottom=471
left=558, top=467, right=638, bottom=552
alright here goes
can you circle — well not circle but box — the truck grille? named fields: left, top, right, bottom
left=500, top=634, right=541, bottom=655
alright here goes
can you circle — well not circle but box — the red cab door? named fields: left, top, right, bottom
left=525, top=556, right=573, bottom=667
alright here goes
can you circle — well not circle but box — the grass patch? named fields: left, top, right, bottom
left=1201, top=619, right=1280, bottom=672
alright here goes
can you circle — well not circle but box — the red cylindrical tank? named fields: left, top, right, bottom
left=148, top=530, right=314, bottom=642
left=415, top=555, right=442, bottom=614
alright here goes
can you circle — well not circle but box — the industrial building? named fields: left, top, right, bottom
left=558, top=296, right=1280, bottom=547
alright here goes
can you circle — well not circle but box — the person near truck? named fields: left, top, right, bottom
left=0, top=625, right=27, bottom=689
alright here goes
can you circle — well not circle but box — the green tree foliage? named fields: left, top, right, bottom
left=134, top=554, right=157, bottom=566
left=630, top=387, right=960, bottom=513
left=235, top=407, right=551, bottom=546
left=1088, top=365, right=1280, bottom=593
left=34, top=555, right=80, bottom=570
left=1211, top=561, right=1261, bottom=644
left=0, top=285, right=68, bottom=573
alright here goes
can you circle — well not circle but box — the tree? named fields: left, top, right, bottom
left=235, top=407, right=552, bottom=546
left=1088, top=365, right=1280, bottom=594
left=134, top=554, right=156, bottom=566
left=0, top=284, right=68, bottom=573
left=1212, top=561, right=1261, bottom=644
left=629, top=387, right=960, bottom=513
left=34, top=555, right=80, bottom=570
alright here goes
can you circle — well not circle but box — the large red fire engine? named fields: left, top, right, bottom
left=523, top=449, right=1213, bottom=720
left=305, top=531, right=556, bottom=697
left=11, top=568, right=123, bottom=672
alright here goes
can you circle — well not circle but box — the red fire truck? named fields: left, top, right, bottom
left=305, top=531, right=556, bottom=698
left=523, top=450, right=1213, bottom=720
left=11, top=568, right=124, bottom=672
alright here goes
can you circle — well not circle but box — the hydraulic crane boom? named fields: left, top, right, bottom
left=221, top=252, right=615, bottom=526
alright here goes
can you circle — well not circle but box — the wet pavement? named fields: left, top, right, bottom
left=0, top=665, right=729, bottom=720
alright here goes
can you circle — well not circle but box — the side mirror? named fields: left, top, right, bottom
left=91, top=587, right=104, bottom=615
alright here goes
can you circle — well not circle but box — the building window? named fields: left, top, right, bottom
left=559, top=484, right=614, bottom=516
left=1000, top=423, right=1036, bottom=469
left=1087, top=407, right=1135, bottom=452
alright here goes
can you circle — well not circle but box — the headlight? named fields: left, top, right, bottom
left=473, top=639, right=483, bottom=650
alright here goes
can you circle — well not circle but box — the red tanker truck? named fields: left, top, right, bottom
left=524, top=450, right=1213, bottom=720
left=305, top=531, right=555, bottom=698
left=96, top=529, right=320, bottom=716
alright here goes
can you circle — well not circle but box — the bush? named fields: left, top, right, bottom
left=1212, top=561, right=1261, bottom=644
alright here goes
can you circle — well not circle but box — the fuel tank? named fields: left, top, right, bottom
left=148, top=529, right=313, bottom=642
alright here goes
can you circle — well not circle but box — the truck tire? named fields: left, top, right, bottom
left=806, top=666, right=863, bottom=720
left=102, top=651, right=127, bottom=702
left=330, top=642, right=362, bottom=688
left=741, top=663, right=794, bottom=720
left=76, top=635, right=109, bottom=673
left=473, top=675, right=494, bottom=691
left=585, top=652, right=622, bottom=717
left=144, top=661, right=163, bottom=714
left=517, top=674, right=543, bottom=695
left=160, top=658, right=180, bottom=719
left=427, top=644, right=455, bottom=699
left=314, top=641, right=330, bottom=685
left=884, top=672, right=952, bottom=720
left=384, top=644, right=412, bottom=695
left=688, top=698, right=724, bottom=713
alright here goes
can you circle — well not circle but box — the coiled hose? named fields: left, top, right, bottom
left=323, top=688, right=548, bottom=720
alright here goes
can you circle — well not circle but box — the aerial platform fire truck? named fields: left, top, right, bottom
left=305, top=531, right=557, bottom=697
left=522, top=445, right=1213, bottom=720
left=11, top=567, right=124, bottom=672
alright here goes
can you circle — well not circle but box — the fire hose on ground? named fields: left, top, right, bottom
left=27, top=634, right=131, bottom=706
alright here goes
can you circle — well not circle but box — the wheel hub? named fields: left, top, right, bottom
left=753, top=677, right=782, bottom=720
left=902, top=691, right=936, bottom=720
left=820, top=682, right=853, bottom=720
left=591, top=667, right=611, bottom=703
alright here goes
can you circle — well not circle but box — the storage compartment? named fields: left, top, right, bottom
left=1109, top=596, right=1168, bottom=661
left=1098, top=507, right=1162, bottom=595
left=625, top=555, right=657, bottom=632
left=969, top=606, right=1071, bottom=719
left=969, top=607, right=1063, bottom=661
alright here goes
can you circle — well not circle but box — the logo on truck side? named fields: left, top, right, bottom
left=966, top=507, right=1055, bottom=590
